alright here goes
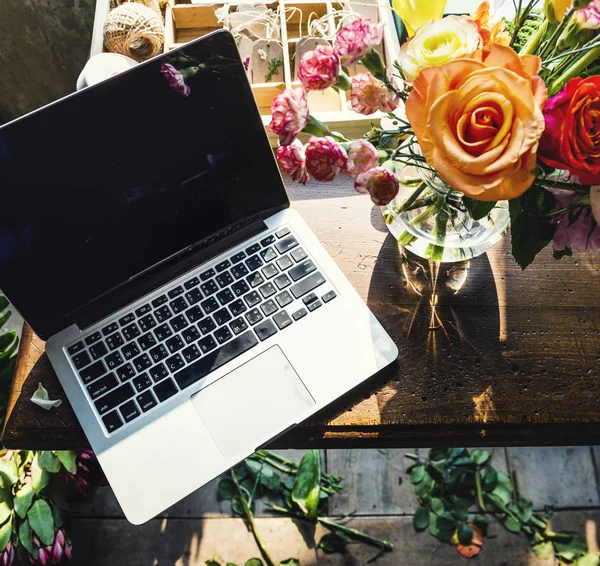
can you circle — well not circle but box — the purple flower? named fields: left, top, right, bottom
left=354, top=167, right=399, bottom=205
left=552, top=189, right=600, bottom=253
left=28, top=529, right=71, bottom=565
left=68, top=450, right=108, bottom=496
left=243, top=57, right=250, bottom=71
left=0, top=541, right=14, bottom=566
left=160, top=63, right=191, bottom=97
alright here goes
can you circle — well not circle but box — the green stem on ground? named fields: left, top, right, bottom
left=475, top=470, right=486, bottom=512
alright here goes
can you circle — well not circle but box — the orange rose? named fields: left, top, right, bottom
left=406, top=44, right=547, bottom=201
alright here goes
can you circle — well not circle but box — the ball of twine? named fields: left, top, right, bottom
left=110, top=0, right=166, bottom=15
left=104, top=3, right=165, bottom=62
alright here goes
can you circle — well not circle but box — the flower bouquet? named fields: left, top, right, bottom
left=270, top=0, right=600, bottom=267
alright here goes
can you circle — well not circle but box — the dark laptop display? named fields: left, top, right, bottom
left=0, top=31, right=288, bottom=339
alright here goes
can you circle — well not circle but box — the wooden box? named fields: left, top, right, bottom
left=91, top=0, right=401, bottom=145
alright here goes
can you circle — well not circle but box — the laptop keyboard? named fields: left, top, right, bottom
left=65, top=226, right=337, bottom=435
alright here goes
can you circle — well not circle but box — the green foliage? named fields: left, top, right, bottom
left=291, top=450, right=321, bottom=519
left=264, top=58, right=283, bottom=83
left=504, top=11, right=544, bottom=52
left=462, top=197, right=498, bottom=221
left=318, top=531, right=347, bottom=554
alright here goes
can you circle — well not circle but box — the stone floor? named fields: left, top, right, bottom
left=69, top=447, right=600, bottom=565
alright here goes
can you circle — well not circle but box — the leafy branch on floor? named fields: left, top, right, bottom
left=406, top=448, right=599, bottom=565
left=211, top=449, right=394, bottom=566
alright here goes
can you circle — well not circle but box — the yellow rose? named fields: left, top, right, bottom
left=392, top=0, right=447, bottom=37
left=398, top=16, right=482, bottom=82
left=406, top=45, right=547, bottom=201
left=545, top=0, right=572, bottom=22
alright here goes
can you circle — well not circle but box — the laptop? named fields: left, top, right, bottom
left=0, top=30, right=398, bottom=524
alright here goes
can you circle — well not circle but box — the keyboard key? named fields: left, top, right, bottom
left=214, top=308, right=232, bottom=326
left=255, top=319, right=278, bottom=341
left=170, top=297, right=187, bottom=314
left=198, top=317, right=216, bottom=335
left=215, top=326, right=232, bottom=344
left=149, top=344, right=169, bottom=363
left=133, top=353, right=152, bottom=372
left=168, top=286, right=184, bottom=299
left=185, top=288, right=203, bottom=305
left=133, top=373, right=152, bottom=393
left=261, top=299, right=278, bottom=317
left=151, top=295, right=167, bottom=308
left=274, top=274, right=291, bottom=289
left=166, top=335, right=185, bottom=354
left=182, top=344, right=201, bottom=363
left=244, top=291, right=262, bottom=307
left=102, top=411, right=123, bottom=433
left=200, top=268, right=216, bottom=281
left=245, top=255, right=263, bottom=271
left=139, top=314, right=157, bottom=332
left=275, top=290, right=294, bottom=308
left=261, top=235, right=276, bottom=247
left=216, top=272, right=234, bottom=288
left=292, top=308, right=307, bottom=321
left=303, top=293, right=318, bottom=306
left=138, top=332, right=157, bottom=350
left=322, top=290, right=337, bottom=303
left=135, top=304, right=151, bottom=317
left=166, top=354, right=185, bottom=372
left=217, top=288, right=235, bottom=305
left=291, top=247, right=308, bottom=263
left=80, top=360, right=106, bottom=384
left=184, top=276, right=200, bottom=290
left=182, top=326, right=200, bottom=343
left=137, top=390, right=157, bottom=412
left=170, top=314, right=189, bottom=332
left=95, top=383, right=134, bottom=415
left=232, top=264, right=249, bottom=279
left=275, top=236, right=299, bottom=254
left=154, top=323, right=173, bottom=342
left=120, top=400, right=140, bottom=423
left=201, top=280, right=219, bottom=296
left=231, top=251, right=246, bottom=263
left=201, top=297, right=219, bottom=314
left=89, top=342, right=108, bottom=360
left=289, top=260, right=316, bottom=282
left=261, top=264, right=279, bottom=279
left=102, top=322, right=119, bottom=336
left=216, top=260, right=231, bottom=272
left=199, top=335, right=218, bottom=354
left=290, top=270, right=325, bottom=298
left=230, top=317, right=248, bottom=335
left=175, top=331, right=258, bottom=390
left=155, top=305, right=173, bottom=323
left=260, top=247, right=278, bottom=262
left=149, top=363, right=169, bottom=382
left=106, top=351, right=124, bottom=370
left=245, top=243, right=260, bottom=255
left=67, top=341, right=84, bottom=355
left=85, top=332, right=102, bottom=346
left=122, top=342, right=140, bottom=360
left=247, top=273, right=264, bottom=288
left=245, top=308, right=263, bottom=326
left=229, top=299, right=247, bottom=316
left=119, top=313, right=135, bottom=326
left=276, top=255, right=293, bottom=271
left=232, top=280, right=250, bottom=297
left=73, top=350, right=92, bottom=370
left=308, top=299, right=322, bottom=312
left=273, top=310, right=293, bottom=330
left=259, top=282, right=276, bottom=298
left=116, top=363, right=136, bottom=382
left=106, top=333, right=124, bottom=351
left=87, top=373, right=118, bottom=399
left=276, top=227, right=290, bottom=239
left=154, top=378, right=178, bottom=402
left=122, top=323, right=141, bottom=342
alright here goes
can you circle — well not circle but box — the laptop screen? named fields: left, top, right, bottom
left=0, top=31, right=288, bottom=339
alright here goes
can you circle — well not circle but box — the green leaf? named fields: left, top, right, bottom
left=27, top=499, right=55, bottom=546
left=413, top=507, right=430, bottom=531
left=483, top=466, right=498, bottom=492
left=0, top=517, right=11, bottom=552
left=430, top=497, right=444, bottom=516
left=233, top=463, right=248, bottom=482
left=217, top=479, right=235, bottom=501
left=51, top=502, right=64, bottom=528
left=513, top=498, right=533, bottom=523
left=244, top=559, right=264, bottom=566
left=231, top=496, right=245, bottom=516
left=473, top=514, right=488, bottom=535
left=428, top=448, right=447, bottom=462
left=226, top=563, right=238, bottom=566
left=283, top=477, right=295, bottom=491
left=0, top=501, right=11, bottom=525
left=38, top=451, right=61, bottom=474
left=458, top=522, right=473, bottom=545
left=504, top=515, right=522, bottom=533
left=54, top=451, right=77, bottom=474
left=450, top=500, right=469, bottom=522
left=553, top=246, right=573, bottom=260
left=491, top=471, right=513, bottom=506
left=205, top=560, right=221, bottom=566
left=532, top=541, right=554, bottom=560
left=577, top=554, right=600, bottom=566
left=0, top=458, right=18, bottom=486
left=0, top=296, right=9, bottom=313
left=259, top=468, right=280, bottom=492
left=555, top=534, right=588, bottom=561
left=410, top=465, right=425, bottom=484
left=31, top=454, right=50, bottom=494
left=280, top=560, right=299, bottom=566
left=318, top=531, right=347, bottom=554
left=292, top=450, right=321, bottom=519
left=470, top=449, right=490, bottom=467
left=14, top=484, right=35, bottom=519
left=414, top=472, right=434, bottom=498
left=463, top=197, right=497, bottom=221
left=429, top=513, right=440, bottom=537
left=19, top=519, right=37, bottom=558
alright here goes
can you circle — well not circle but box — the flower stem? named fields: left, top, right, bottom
left=394, top=181, right=427, bottom=212
left=541, top=7, right=575, bottom=59
left=550, top=43, right=600, bottom=94
left=520, top=19, right=549, bottom=55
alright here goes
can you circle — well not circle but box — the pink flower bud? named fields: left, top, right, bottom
left=350, top=72, right=400, bottom=115
left=576, top=1, right=600, bottom=28
left=298, top=45, right=340, bottom=91
left=334, top=17, right=385, bottom=66
left=354, top=167, right=399, bottom=205
left=346, top=140, right=379, bottom=178
left=269, top=87, right=310, bottom=146
left=277, top=140, right=310, bottom=184
left=160, top=63, right=191, bottom=97
left=305, top=136, right=348, bottom=182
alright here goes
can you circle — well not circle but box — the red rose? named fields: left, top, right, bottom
left=539, top=76, right=600, bottom=184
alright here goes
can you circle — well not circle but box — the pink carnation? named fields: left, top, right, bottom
left=160, top=63, right=190, bottom=97
left=334, top=17, right=385, bottom=66
left=354, top=167, right=399, bottom=205
left=350, top=72, right=400, bottom=115
left=270, top=87, right=310, bottom=146
left=552, top=189, right=600, bottom=253
left=576, top=1, right=600, bottom=28
left=298, top=45, right=340, bottom=91
left=346, top=139, right=379, bottom=178
left=277, top=140, right=310, bottom=184
left=305, top=136, right=347, bottom=182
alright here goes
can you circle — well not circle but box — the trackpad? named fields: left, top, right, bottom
left=190, top=346, right=315, bottom=458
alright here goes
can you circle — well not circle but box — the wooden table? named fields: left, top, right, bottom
left=3, top=176, right=600, bottom=450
